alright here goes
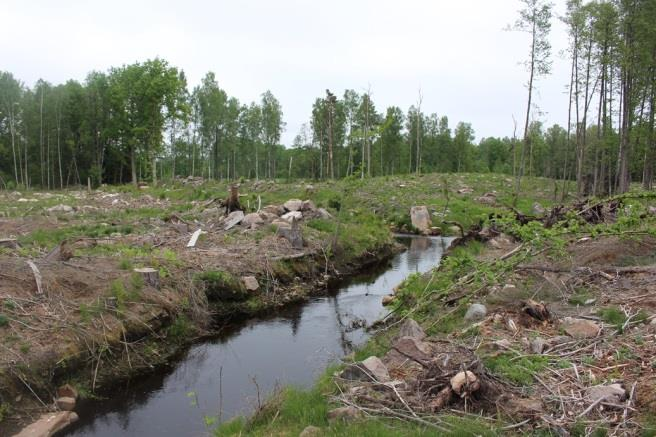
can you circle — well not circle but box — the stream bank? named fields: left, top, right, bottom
left=58, top=235, right=452, bottom=437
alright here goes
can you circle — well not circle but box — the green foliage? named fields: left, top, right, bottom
left=0, top=313, right=8, bottom=327
left=167, top=314, right=192, bottom=340
left=483, top=353, right=549, bottom=385
left=196, top=270, right=247, bottom=301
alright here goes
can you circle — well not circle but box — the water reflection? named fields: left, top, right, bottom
left=60, top=236, right=453, bottom=437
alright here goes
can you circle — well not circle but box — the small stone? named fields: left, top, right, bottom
left=450, top=371, right=480, bottom=397
left=530, top=337, right=547, bottom=354
left=398, top=319, right=426, bottom=340
left=382, top=295, right=395, bottom=306
left=457, top=187, right=473, bottom=194
left=57, top=384, right=78, bottom=400
left=299, top=425, right=322, bottom=437
left=464, top=303, right=487, bottom=321
left=327, top=406, right=362, bottom=423
left=46, top=204, right=74, bottom=213
left=361, top=356, right=390, bottom=381
left=281, top=211, right=303, bottom=222
left=493, top=338, right=513, bottom=350
left=241, top=276, right=259, bottom=291
left=561, top=317, right=601, bottom=339
left=316, top=208, right=332, bottom=219
left=56, top=396, right=76, bottom=411
left=283, top=199, right=303, bottom=212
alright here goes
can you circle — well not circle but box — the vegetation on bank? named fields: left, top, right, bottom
left=213, top=187, right=656, bottom=436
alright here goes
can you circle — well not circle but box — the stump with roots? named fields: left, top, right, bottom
left=133, top=267, right=160, bottom=289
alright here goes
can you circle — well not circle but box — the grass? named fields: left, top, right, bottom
left=196, top=270, right=247, bottom=301
left=483, top=353, right=550, bottom=385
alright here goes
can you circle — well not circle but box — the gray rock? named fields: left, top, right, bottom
left=561, top=317, right=601, bottom=339
left=464, top=303, right=487, bottom=322
left=341, top=356, right=390, bottom=382
left=530, top=337, right=547, bottom=354
left=317, top=208, right=333, bottom=219
left=398, top=318, right=426, bottom=340
left=281, top=211, right=303, bottom=223
left=241, top=276, right=259, bottom=291
left=242, top=213, right=264, bottom=228
left=277, top=217, right=303, bottom=249
left=392, top=336, right=433, bottom=362
left=13, top=411, right=78, bottom=437
left=47, top=204, right=74, bottom=213
left=283, top=199, right=303, bottom=211
left=223, top=210, right=245, bottom=230
left=586, top=383, right=626, bottom=404
left=262, top=204, right=285, bottom=216
left=410, top=206, right=432, bottom=233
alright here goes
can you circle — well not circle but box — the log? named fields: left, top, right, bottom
left=187, top=229, right=202, bottom=248
left=26, top=260, right=43, bottom=295
left=0, top=238, right=18, bottom=249
left=133, top=267, right=160, bottom=289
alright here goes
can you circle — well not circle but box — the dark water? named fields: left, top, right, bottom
left=61, top=236, right=452, bottom=437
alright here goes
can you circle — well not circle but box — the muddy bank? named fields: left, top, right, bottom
left=0, top=238, right=398, bottom=436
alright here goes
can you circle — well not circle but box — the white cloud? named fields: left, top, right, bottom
left=1, top=0, right=571, bottom=144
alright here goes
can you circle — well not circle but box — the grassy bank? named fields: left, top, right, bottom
left=213, top=185, right=656, bottom=436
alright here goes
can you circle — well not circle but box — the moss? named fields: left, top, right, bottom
left=483, top=353, right=549, bottom=385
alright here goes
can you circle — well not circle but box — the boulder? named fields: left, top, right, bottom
left=381, top=295, right=395, bottom=306
left=392, top=336, right=433, bottom=363
left=46, top=204, right=73, bottom=214
left=398, top=318, right=426, bottom=340
left=223, top=210, right=245, bottom=230
left=241, top=276, right=259, bottom=291
left=648, top=206, right=656, bottom=216
left=410, top=206, right=432, bottom=234
left=561, top=317, right=601, bottom=339
left=271, top=219, right=291, bottom=229
left=281, top=211, right=303, bottom=223
left=464, top=303, right=487, bottom=322
left=327, top=406, right=362, bottom=423
left=283, top=199, right=303, bottom=212
left=14, top=411, right=79, bottom=437
left=56, top=397, right=76, bottom=411
left=242, top=213, right=264, bottom=228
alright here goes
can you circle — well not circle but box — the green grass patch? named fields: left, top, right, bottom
left=483, top=353, right=549, bottom=385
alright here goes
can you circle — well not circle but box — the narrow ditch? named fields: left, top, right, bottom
left=59, top=235, right=453, bottom=437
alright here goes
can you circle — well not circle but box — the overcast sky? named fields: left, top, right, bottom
left=2, top=0, right=571, bottom=145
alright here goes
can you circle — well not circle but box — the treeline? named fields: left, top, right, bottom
left=0, top=1, right=654, bottom=194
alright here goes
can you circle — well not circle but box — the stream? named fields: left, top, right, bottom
left=60, top=235, right=453, bottom=437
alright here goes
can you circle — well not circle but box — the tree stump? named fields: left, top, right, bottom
left=224, top=184, right=242, bottom=215
left=133, top=267, right=160, bottom=289
left=277, top=217, right=303, bottom=249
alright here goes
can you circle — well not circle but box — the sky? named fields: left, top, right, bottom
left=2, top=0, right=571, bottom=146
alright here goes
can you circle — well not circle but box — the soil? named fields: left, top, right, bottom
left=0, top=187, right=395, bottom=435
